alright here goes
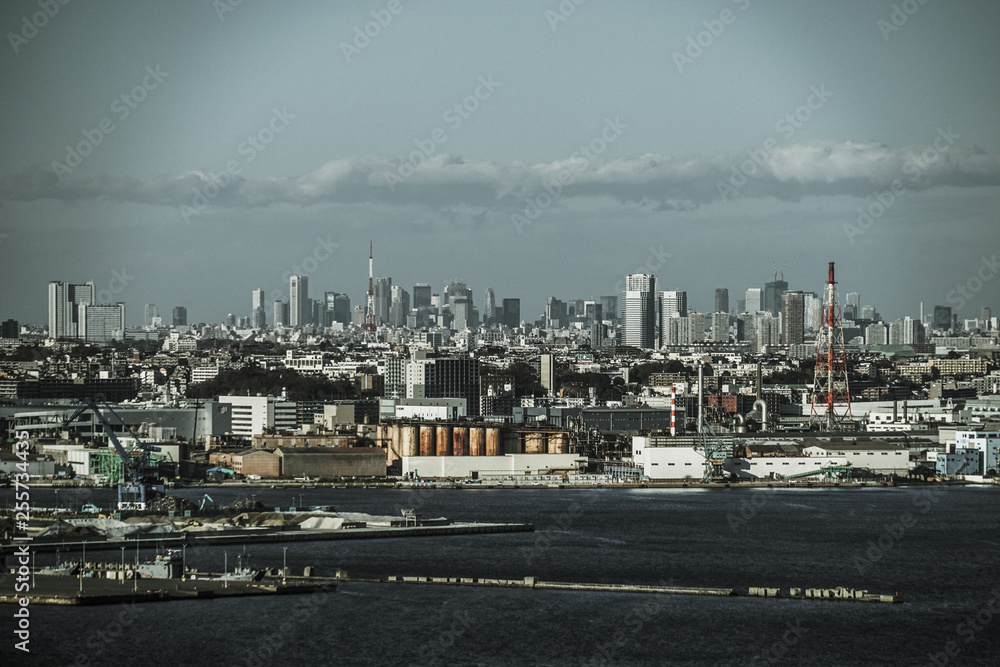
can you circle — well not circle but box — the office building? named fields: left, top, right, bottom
left=1, top=319, right=19, bottom=338
left=323, top=292, right=351, bottom=326
left=781, top=291, right=805, bottom=345
left=546, top=297, right=568, bottom=329
left=144, top=304, right=158, bottom=328
left=289, top=275, right=309, bottom=326
left=714, top=288, right=729, bottom=315
left=502, top=298, right=521, bottom=328
left=374, top=277, right=392, bottom=324
left=745, top=288, right=762, bottom=314
left=711, top=312, right=728, bottom=342
left=622, top=274, right=657, bottom=349
left=390, top=285, right=410, bottom=328
left=660, top=291, right=687, bottom=318
left=80, top=303, right=125, bottom=344
left=273, top=299, right=288, bottom=327
left=866, top=323, right=888, bottom=346
left=599, top=295, right=618, bottom=321
left=483, top=288, right=496, bottom=324
left=413, top=283, right=432, bottom=309
left=933, top=305, right=952, bottom=333
left=764, top=278, right=788, bottom=316
left=172, top=306, right=187, bottom=327
left=48, top=281, right=95, bottom=339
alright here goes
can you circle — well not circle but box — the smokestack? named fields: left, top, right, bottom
left=698, top=362, right=704, bottom=434
left=671, top=386, right=676, bottom=437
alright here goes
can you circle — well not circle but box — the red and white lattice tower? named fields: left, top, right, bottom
left=810, top=262, right=852, bottom=430
left=364, top=241, right=377, bottom=340
left=670, top=385, right=676, bottom=436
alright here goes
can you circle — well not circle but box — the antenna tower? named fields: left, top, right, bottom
left=810, top=262, right=852, bottom=429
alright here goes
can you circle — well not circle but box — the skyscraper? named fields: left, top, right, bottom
left=781, top=291, right=805, bottom=345
left=324, top=292, right=351, bottom=326
left=745, top=288, right=762, bottom=313
left=933, top=305, right=952, bottom=333
left=714, top=288, right=729, bottom=315
left=172, top=306, right=187, bottom=326
left=374, top=277, right=392, bottom=323
left=845, top=292, right=860, bottom=320
left=79, top=303, right=125, bottom=344
left=251, top=289, right=266, bottom=328
left=144, top=304, right=158, bottom=327
left=502, top=298, right=520, bottom=328
left=48, top=281, right=94, bottom=339
left=484, top=288, right=496, bottom=324
left=390, top=285, right=410, bottom=328
left=599, top=295, right=618, bottom=321
left=982, top=306, right=993, bottom=331
left=660, top=291, right=687, bottom=318
left=546, top=297, right=567, bottom=329
left=273, top=299, right=286, bottom=327
left=711, top=312, right=728, bottom=342
left=622, top=273, right=657, bottom=349
left=413, top=284, right=432, bottom=308
left=764, top=278, right=788, bottom=316
left=289, top=275, right=309, bottom=326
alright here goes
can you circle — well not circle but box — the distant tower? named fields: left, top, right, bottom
left=811, top=262, right=851, bottom=430
left=714, top=288, right=729, bottom=315
left=364, top=241, right=377, bottom=338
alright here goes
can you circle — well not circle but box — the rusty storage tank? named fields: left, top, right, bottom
left=524, top=432, right=547, bottom=454
left=436, top=425, right=452, bottom=457
left=548, top=432, right=568, bottom=454
left=485, top=427, right=501, bottom=456
left=502, top=428, right=521, bottom=454
left=469, top=427, right=485, bottom=456
left=452, top=426, right=469, bottom=457
left=401, top=425, right=419, bottom=457
left=419, top=425, right=436, bottom=457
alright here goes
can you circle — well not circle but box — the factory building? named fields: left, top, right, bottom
left=276, top=447, right=386, bottom=478
left=936, top=449, right=981, bottom=477
left=631, top=435, right=705, bottom=480
left=724, top=455, right=848, bottom=480
left=402, top=453, right=586, bottom=479
left=954, top=431, right=1000, bottom=475
left=801, top=440, right=910, bottom=475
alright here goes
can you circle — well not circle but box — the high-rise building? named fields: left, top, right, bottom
left=591, top=321, right=605, bottom=348
left=502, top=298, right=520, bottom=328
left=324, top=292, right=351, bottom=326
left=273, top=299, right=287, bottom=327
left=599, top=295, right=618, bottom=321
left=48, top=281, right=95, bottom=339
left=889, top=317, right=925, bottom=345
left=413, top=284, right=432, bottom=309
left=866, top=323, right=888, bottom=346
left=755, top=313, right=780, bottom=352
left=781, top=291, right=805, bottom=345
left=251, top=289, right=266, bottom=328
left=845, top=292, right=860, bottom=320
left=79, top=303, right=125, bottom=344
left=444, top=282, right=471, bottom=306
left=714, top=288, right=729, bottom=315
left=687, top=312, right=706, bottom=344
left=390, top=285, right=410, bottom=328
left=933, top=305, right=952, bottom=333
left=144, top=304, right=158, bottom=328
left=662, top=316, right=689, bottom=346
left=861, top=305, right=878, bottom=322
left=745, top=288, right=762, bottom=313
left=983, top=306, right=993, bottom=331
left=546, top=297, right=567, bottom=329
left=711, top=312, right=728, bottom=342
left=803, top=292, right=821, bottom=332
left=2, top=319, right=20, bottom=338
left=172, top=306, right=187, bottom=326
left=539, top=353, right=556, bottom=396
left=736, top=313, right=755, bottom=342
left=289, top=275, right=309, bottom=326
left=764, top=279, right=788, bottom=316
left=483, top=288, right=496, bottom=324
left=374, top=277, right=392, bottom=323
left=660, top=291, right=687, bottom=318
left=622, top=274, right=657, bottom=349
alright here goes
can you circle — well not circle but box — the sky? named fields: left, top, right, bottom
left=1, top=0, right=999, bottom=327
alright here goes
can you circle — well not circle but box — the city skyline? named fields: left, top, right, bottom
left=2, top=2, right=999, bottom=326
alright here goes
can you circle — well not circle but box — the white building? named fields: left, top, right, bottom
left=219, top=395, right=297, bottom=436
left=80, top=303, right=126, bottom=344
left=632, top=435, right=705, bottom=480
left=393, top=398, right=467, bottom=421
left=801, top=441, right=909, bottom=475
left=724, top=456, right=848, bottom=480
left=402, top=453, right=586, bottom=478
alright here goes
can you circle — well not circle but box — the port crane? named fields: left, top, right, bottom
left=62, top=396, right=165, bottom=511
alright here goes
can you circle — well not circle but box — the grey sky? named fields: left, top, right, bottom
left=1, top=0, right=999, bottom=326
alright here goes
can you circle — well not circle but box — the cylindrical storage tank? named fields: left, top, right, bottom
left=419, top=426, right=436, bottom=457
left=548, top=432, right=568, bottom=454
left=525, top=432, right=546, bottom=454
left=436, top=425, right=452, bottom=457
left=402, top=425, right=419, bottom=457
left=452, top=427, right=469, bottom=457
left=388, top=424, right=399, bottom=456
left=469, top=427, right=485, bottom=456
left=485, top=427, right=501, bottom=457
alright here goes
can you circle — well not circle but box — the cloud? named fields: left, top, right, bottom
left=3, top=139, right=999, bottom=213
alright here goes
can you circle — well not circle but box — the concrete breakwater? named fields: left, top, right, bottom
left=352, top=575, right=900, bottom=603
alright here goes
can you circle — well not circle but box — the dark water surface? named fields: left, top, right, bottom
left=3, top=485, right=999, bottom=665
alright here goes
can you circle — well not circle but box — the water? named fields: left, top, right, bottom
left=3, top=485, right=999, bottom=665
